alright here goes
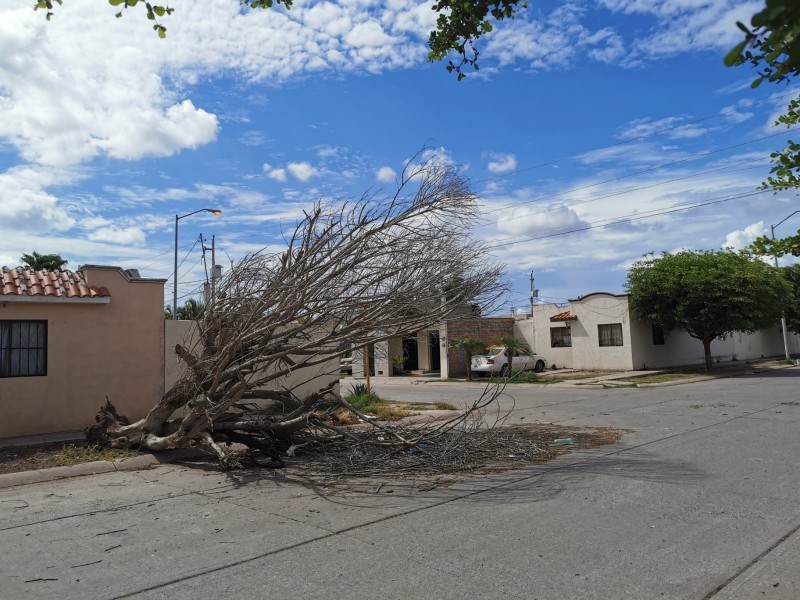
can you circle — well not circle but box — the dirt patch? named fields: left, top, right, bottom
left=0, top=441, right=143, bottom=475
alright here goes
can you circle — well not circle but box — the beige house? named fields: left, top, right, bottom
left=0, top=265, right=166, bottom=438
left=517, top=292, right=800, bottom=371
left=351, top=316, right=515, bottom=379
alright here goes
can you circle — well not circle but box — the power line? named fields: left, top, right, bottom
left=490, top=189, right=770, bottom=249
left=488, top=156, right=771, bottom=227
left=480, top=127, right=797, bottom=219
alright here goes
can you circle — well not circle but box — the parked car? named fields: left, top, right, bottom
left=471, top=346, right=546, bottom=376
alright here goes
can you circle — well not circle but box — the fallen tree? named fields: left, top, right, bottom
left=87, top=159, right=507, bottom=468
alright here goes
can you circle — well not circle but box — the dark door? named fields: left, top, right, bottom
left=402, top=336, right=419, bottom=371
left=429, top=331, right=441, bottom=371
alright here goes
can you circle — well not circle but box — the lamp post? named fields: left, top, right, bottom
left=173, top=208, right=221, bottom=320
left=770, top=210, right=800, bottom=359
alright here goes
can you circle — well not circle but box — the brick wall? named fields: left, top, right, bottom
left=446, top=317, right=514, bottom=377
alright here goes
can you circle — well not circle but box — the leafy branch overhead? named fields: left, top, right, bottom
left=725, top=1, right=800, bottom=258
left=37, top=0, right=523, bottom=79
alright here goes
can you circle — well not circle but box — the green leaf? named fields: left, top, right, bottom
left=153, top=6, right=165, bottom=16
left=724, top=41, right=747, bottom=66
left=127, top=0, right=139, bottom=5
left=157, top=25, right=166, bottom=38
left=109, top=0, right=125, bottom=6
left=751, top=76, right=764, bottom=88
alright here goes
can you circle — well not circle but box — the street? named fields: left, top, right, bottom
left=1, top=370, right=799, bottom=599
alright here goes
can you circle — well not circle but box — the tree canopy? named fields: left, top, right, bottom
left=725, top=0, right=800, bottom=257
left=448, top=337, right=488, bottom=380
left=625, top=250, right=790, bottom=369
left=20, top=251, right=68, bottom=271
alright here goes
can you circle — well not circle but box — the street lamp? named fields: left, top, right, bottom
left=173, top=208, right=222, bottom=320
left=770, top=210, right=800, bottom=359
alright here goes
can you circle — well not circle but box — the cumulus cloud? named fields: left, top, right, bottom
left=724, top=221, right=767, bottom=250
left=496, top=203, right=587, bottom=237
left=0, top=166, right=76, bottom=232
left=376, top=166, right=397, bottom=182
left=487, top=153, right=517, bottom=174
left=263, top=164, right=288, bottom=182
left=287, top=162, right=319, bottom=181
left=87, top=226, right=147, bottom=245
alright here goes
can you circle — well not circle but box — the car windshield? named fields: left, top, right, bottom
left=487, top=348, right=503, bottom=357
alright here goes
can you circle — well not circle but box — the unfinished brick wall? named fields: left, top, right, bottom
left=446, top=317, right=514, bottom=377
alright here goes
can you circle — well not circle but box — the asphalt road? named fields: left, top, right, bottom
left=1, top=370, right=799, bottom=599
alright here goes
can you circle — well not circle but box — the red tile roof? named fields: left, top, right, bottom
left=0, top=267, right=110, bottom=299
left=550, top=310, right=577, bottom=322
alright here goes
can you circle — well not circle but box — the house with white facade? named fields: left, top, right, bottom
left=516, top=292, right=800, bottom=371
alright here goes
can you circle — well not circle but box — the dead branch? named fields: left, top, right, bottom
left=89, top=155, right=507, bottom=468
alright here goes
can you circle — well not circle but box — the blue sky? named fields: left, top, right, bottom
left=1, top=0, right=798, bottom=312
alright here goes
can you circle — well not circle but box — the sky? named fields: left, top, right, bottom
left=1, top=0, right=799, bottom=313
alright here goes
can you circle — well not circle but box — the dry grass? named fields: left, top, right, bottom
left=0, top=442, right=142, bottom=475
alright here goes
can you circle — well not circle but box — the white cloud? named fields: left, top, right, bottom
left=496, top=203, right=587, bottom=237
left=376, top=166, right=397, bottom=182
left=88, top=226, right=147, bottom=245
left=724, top=221, right=767, bottom=250
left=263, top=164, right=288, bottom=182
left=487, top=153, right=517, bottom=174
left=240, top=131, right=268, bottom=146
left=0, top=166, right=76, bottom=232
left=287, top=161, right=319, bottom=181
left=618, top=116, right=708, bottom=141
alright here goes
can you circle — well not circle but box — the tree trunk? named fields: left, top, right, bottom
left=465, top=351, right=473, bottom=381
left=702, top=338, right=713, bottom=370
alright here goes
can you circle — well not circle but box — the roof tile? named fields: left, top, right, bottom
left=0, top=267, right=111, bottom=300
left=550, top=310, right=577, bottom=322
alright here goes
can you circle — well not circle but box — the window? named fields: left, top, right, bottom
left=0, top=320, right=47, bottom=377
left=652, top=325, right=665, bottom=346
left=550, top=327, right=572, bottom=348
left=598, top=323, right=623, bottom=347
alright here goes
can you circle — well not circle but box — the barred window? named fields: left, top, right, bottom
left=0, top=320, right=47, bottom=377
left=598, top=323, right=623, bottom=347
left=550, top=327, right=572, bottom=348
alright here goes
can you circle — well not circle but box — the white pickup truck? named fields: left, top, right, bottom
left=471, top=346, right=547, bottom=376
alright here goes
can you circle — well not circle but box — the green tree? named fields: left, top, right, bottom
left=448, top=337, right=487, bottom=381
left=497, top=334, right=531, bottom=377
left=625, top=250, right=791, bottom=370
left=782, top=264, right=800, bottom=336
left=20, top=251, right=68, bottom=271
left=727, top=1, right=800, bottom=257
left=37, top=0, right=520, bottom=79
left=177, top=298, right=205, bottom=320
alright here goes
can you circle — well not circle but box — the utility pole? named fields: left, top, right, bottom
left=529, top=271, right=539, bottom=317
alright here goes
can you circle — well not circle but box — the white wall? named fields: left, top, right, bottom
left=515, top=304, right=574, bottom=369
left=570, top=294, right=634, bottom=371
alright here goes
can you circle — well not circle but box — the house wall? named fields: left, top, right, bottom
left=629, top=318, right=800, bottom=369
left=164, top=321, right=340, bottom=401
left=444, top=317, right=514, bottom=377
left=0, top=267, right=165, bottom=438
left=570, top=294, right=634, bottom=371
left=516, top=305, right=574, bottom=369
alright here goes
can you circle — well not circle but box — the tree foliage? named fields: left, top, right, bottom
left=727, top=1, right=800, bottom=257
left=87, top=160, right=507, bottom=467
left=36, top=0, right=526, bottom=79
left=20, top=251, right=68, bottom=271
left=448, top=337, right=487, bottom=380
left=625, top=250, right=790, bottom=369
left=782, top=264, right=800, bottom=336
left=497, top=334, right=531, bottom=376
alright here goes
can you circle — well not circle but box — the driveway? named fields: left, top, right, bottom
left=1, top=370, right=799, bottom=599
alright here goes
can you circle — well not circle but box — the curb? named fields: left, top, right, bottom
left=0, top=449, right=199, bottom=490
